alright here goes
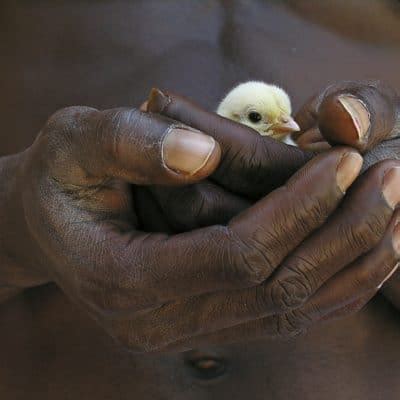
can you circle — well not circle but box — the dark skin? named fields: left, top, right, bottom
left=1, top=0, right=400, bottom=399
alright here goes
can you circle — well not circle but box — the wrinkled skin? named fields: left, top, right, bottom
left=1, top=0, right=400, bottom=399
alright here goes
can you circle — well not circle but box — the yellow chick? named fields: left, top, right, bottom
left=216, top=81, right=300, bottom=143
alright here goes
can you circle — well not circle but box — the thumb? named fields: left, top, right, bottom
left=317, top=81, right=399, bottom=153
left=44, top=106, right=221, bottom=186
left=147, top=88, right=312, bottom=198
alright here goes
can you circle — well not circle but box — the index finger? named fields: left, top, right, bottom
left=147, top=88, right=312, bottom=199
left=114, top=149, right=362, bottom=347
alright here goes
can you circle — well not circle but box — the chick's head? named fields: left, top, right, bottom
left=216, top=81, right=300, bottom=140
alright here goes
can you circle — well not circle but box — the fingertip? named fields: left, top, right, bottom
left=337, top=95, right=371, bottom=139
left=139, top=100, right=149, bottom=112
left=336, top=151, right=363, bottom=193
left=391, top=221, right=400, bottom=257
left=146, top=88, right=222, bottom=181
left=196, top=138, right=222, bottom=179
left=148, top=87, right=170, bottom=113
left=295, top=127, right=332, bottom=152
left=318, top=82, right=398, bottom=153
left=382, top=166, right=400, bottom=209
left=162, top=127, right=221, bottom=180
left=318, top=93, right=371, bottom=152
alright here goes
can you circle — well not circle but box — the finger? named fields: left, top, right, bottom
left=295, top=127, right=332, bottom=152
left=110, top=149, right=362, bottom=347
left=293, top=212, right=400, bottom=323
left=161, top=288, right=376, bottom=351
left=164, top=221, right=400, bottom=351
left=159, top=312, right=299, bottom=352
left=135, top=213, right=400, bottom=353
left=294, top=82, right=375, bottom=135
left=162, top=290, right=376, bottom=352
left=139, top=101, right=148, bottom=112
left=294, top=91, right=325, bottom=133
left=315, top=292, right=375, bottom=324
left=200, top=223, right=400, bottom=349
left=149, top=182, right=250, bottom=231
left=42, top=106, right=221, bottom=186
left=262, top=160, right=400, bottom=313
left=126, top=157, right=400, bottom=350
left=317, top=81, right=399, bottom=153
left=225, top=148, right=361, bottom=289
left=147, top=88, right=312, bottom=198
left=70, top=148, right=360, bottom=320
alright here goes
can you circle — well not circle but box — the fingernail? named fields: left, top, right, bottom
left=148, top=87, right=170, bottom=113
left=382, top=167, right=400, bottom=209
left=139, top=100, right=148, bottom=112
left=336, top=152, right=363, bottom=192
left=163, top=127, right=217, bottom=175
left=392, top=223, right=400, bottom=255
left=378, top=262, right=400, bottom=289
left=338, top=95, right=370, bottom=140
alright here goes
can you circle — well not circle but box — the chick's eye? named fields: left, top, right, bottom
left=248, top=111, right=262, bottom=123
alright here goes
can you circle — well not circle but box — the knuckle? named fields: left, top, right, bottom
left=275, top=313, right=304, bottom=338
left=97, top=108, right=141, bottom=161
left=270, top=186, right=330, bottom=247
left=229, top=232, right=275, bottom=286
left=269, top=274, right=312, bottom=313
left=293, top=190, right=330, bottom=231
left=43, top=106, right=97, bottom=138
left=37, top=107, right=99, bottom=173
left=275, top=310, right=309, bottom=339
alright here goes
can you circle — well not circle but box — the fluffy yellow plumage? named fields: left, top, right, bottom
left=217, top=81, right=300, bottom=143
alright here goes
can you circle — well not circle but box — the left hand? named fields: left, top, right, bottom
left=140, top=80, right=400, bottom=348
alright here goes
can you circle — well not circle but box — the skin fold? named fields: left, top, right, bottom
left=1, top=0, right=400, bottom=399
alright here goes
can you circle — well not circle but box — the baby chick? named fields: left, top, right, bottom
left=217, top=81, right=300, bottom=143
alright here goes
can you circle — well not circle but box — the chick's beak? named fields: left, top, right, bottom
left=273, top=116, right=300, bottom=134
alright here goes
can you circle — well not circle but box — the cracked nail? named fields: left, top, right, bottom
left=338, top=95, right=371, bottom=140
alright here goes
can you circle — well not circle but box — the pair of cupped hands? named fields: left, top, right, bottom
left=9, top=80, right=400, bottom=353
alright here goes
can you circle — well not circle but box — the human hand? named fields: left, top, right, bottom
left=294, top=80, right=400, bottom=311
left=1, top=105, right=367, bottom=352
left=144, top=82, right=400, bottom=348
left=294, top=80, right=400, bottom=155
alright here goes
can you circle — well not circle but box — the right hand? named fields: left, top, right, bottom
left=142, top=84, right=400, bottom=351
